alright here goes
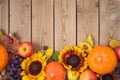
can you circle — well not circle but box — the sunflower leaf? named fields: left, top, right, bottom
left=53, top=51, right=59, bottom=61
left=44, top=48, right=53, bottom=61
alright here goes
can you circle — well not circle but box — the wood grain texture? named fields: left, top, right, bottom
left=77, top=0, right=99, bottom=46
left=100, top=0, right=120, bottom=45
left=32, top=0, right=53, bottom=51
left=10, top=0, right=31, bottom=42
left=0, top=0, right=8, bottom=34
left=55, top=0, right=76, bottom=51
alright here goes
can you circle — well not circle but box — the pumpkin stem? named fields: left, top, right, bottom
left=50, top=73, right=55, bottom=77
left=98, top=57, right=102, bottom=62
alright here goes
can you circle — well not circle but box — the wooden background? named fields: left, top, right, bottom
left=0, top=0, right=120, bottom=51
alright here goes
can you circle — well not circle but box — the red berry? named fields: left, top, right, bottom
left=84, top=45, right=88, bottom=49
left=9, top=38, right=14, bottom=44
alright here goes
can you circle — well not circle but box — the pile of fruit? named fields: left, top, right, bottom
left=0, top=31, right=120, bottom=80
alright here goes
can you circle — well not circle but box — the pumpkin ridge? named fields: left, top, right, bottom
left=0, top=44, right=8, bottom=71
left=54, top=76, right=65, bottom=80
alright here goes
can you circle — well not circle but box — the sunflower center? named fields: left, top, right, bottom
left=66, top=54, right=80, bottom=68
left=29, top=61, right=42, bottom=75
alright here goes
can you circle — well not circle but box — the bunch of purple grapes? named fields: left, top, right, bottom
left=5, top=54, right=24, bottom=80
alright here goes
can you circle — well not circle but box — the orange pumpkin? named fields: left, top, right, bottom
left=45, top=62, right=66, bottom=80
left=88, top=46, right=117, bottom=74
left=0, top=44, right=8, bottom=71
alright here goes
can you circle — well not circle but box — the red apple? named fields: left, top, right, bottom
left=79, top=69, right=97, bottom=80
left=18, top=42, right=34, bottom=58
left=114, top=46, right=120, bottom=61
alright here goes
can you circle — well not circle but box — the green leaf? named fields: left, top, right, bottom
left=53, top=51, right=59, bottom=61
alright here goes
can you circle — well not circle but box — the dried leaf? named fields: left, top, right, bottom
left=109, top=39, right=120, bottom=49
left=0, top=33, right=19, bottom=54
left=0, top=31, right=3, bottom=39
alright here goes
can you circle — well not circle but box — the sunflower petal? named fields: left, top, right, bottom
left=37, top=74, right=45, bottom=80
left=21, top=71, right=26, bottom=75
left=22, top=76, right=30, bottom=80
left=21, top=58, right=30, bottom=69
left=67, top=69, right=80, bottom=80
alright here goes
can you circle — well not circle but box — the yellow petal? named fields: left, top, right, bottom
left=21, top=71, right=26, bottom=75
left=21, top=58, right=30, bottom=69
left=67, top=69, right=80, bottom=80
left=22, top=76, right=30, bottom=80
left=37, top=76, right=45, bottom=80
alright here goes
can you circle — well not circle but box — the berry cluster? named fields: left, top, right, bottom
left=5, top=54, right=24, bottom=80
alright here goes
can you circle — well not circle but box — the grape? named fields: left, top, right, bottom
left=19, top=58, right=23, bottom=62
left=9, top=71, right=14, bottom=77
left=5, top=54, right=24, bottom=80
left=13, top=68, right=17, bottom=72
left=18, top=68, right=22, bottom=73
left=15, top=54, right=19, bottom=59
left=14, top=60, right=19, bottom=64
left=102, top=74, right=113, bottom=80
left=42, top=45, right=48, bottom=50
left=5, top=77, right=10, bottom=80
left=6, top=66, right=10, bottom=72
left=11, top=63, right=15, bottom=67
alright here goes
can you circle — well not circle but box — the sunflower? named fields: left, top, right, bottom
left=21, top=52, right=46, bottom=80
left=59, top=46, right=88, bottom=72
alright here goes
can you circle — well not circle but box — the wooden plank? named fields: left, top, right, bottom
left=77, top=0, right=99, bottom=46
left=32, top=0, right=53, bottom=51
left=10, top=0, right=31, bottom=42
left=55, top=0, right=76, bottom=51
left=0, top=0, right=8, bottom=34
left=100, top=0, right=120, bottom=45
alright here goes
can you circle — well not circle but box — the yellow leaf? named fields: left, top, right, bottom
left=44, top=48, right=53, bottom=61
left=86, top=34, right=94, bottom=47
left=109, top=39, right=120, bottom=49
left=79, top=42, right=92, bottom=53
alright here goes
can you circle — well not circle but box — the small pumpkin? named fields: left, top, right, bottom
left=88, top=46, right=117, bottom=74
left=45, top=62, right=66, bottom=80
left=0, top=44, right=8, bottom=71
